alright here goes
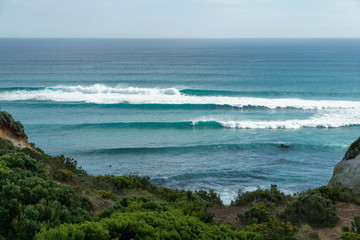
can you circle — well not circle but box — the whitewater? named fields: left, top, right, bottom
left=2, top=84, right=360, bottom=110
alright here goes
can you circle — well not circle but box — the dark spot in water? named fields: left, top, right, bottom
left=279, top=144, right=291, bottom=149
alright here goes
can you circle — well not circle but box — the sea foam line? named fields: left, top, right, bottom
left=1, top=84, right=360, bottom=110
left=193, top=110, right=360, bottom=129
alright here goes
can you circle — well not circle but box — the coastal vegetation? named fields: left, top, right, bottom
left=2, top=110, right=360, bottom=239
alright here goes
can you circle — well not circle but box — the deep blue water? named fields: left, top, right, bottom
left=1, top=38, right=359, bottom=203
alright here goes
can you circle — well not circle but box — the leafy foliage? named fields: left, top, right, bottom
left=342, top=232, right=360, bottom=240
left=245, top=219, right=298, bottom=240
left=232, top=185, right=292, bottom=207
left=0, top=160, right=10, bottom=172
left=0, top=152, right=92, bottom=239
left=195, top=189, right=224, bottom=206
left=342, top=215, right=360, bottom=239
left=284, top=194, right=339, bottom=227
left=0, top=138, right=15, bottom=151
left=238, top=203, right=273, bottom=225
left=36, top=202, right=262, bottom=240
left=171, top=191, right=215, bottom=223
left=307, top=185, right=360, bottom=205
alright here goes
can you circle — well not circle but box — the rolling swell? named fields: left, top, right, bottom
left=180, top=89, right=360, bottom=98
left=28, top=118, right=360, bottom=131
left=39, top=121, right=224, bottom=130
left=0, top=87, right=45, bottom=92
left=75, top=143, right=347, bottom=156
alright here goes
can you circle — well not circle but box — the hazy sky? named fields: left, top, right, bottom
left=1, top=0, right=360, bottom=38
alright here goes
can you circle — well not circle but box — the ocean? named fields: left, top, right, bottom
left=0, top=38, right=359, bottom=204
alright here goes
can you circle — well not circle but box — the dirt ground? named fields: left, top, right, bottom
left=208, top=202, right=360, bottom=240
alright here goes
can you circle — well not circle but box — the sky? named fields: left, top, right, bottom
left=0, top=0, right=360, bottom=38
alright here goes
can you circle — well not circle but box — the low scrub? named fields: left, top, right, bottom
left=284, top=194, right=339, bottom=227
left=245, top=219, right=298, bottom=240
left=232, top=185, right=292, bottom=207
left=0, top=152, right=92, bottom=240
left=36, top=208, right=262, bottom=240
left=238, top=203, right=273, bottom=225
left=195, top=189, right=223, bottom=206
left=342, top=215, right=360, bottom=240
left=307, top=185, right=360, bottom=205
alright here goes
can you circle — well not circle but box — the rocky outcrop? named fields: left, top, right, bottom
left=329, top=137, right=360, bottom=192
left=0, top=126, right=32, bottom=149
left=0, top=111, right=33, bottom=149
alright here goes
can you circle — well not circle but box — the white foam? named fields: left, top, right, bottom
left=192, top=110, right=360, bottom=129
left=1, top=84, right=360, bottom=110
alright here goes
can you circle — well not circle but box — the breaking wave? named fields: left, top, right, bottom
left=1, top=84, right=360, bottom=110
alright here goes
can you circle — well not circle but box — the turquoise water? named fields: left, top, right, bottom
left=1, top=39, right=359, bottom=203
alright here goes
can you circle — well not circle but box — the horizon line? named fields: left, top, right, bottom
left=1, top=37, right=360, bottom=40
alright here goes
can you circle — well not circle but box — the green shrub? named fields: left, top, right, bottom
left=342, top=232, right=360, bottom=240
left=113, top=175, right=143, bottom=189
left=36, top=209, right=262, bottom=240
left=0, top=138, right=14, bottom=151
left=232, top=185, right=292, bottom=207
left=307, top=185, right=360, bottom=205
left=51, top=155, right=86, bottom=175
left=245, top=219, right=298, bottom=240
left=0, top=152, right=92, bottom=239
left=195, top=189, right=224, bottom=206
left=284, top=194, right=339, bottom=227
left=0, top=160, right=10, bottom=172
left=52, top=169, right=74, bottom=181
left=96, top=190, right=118, bottom=201
left=93, top=174, right=153, bottom=192
left=151, top=186, right=186, bottom=202
left=98, top=196, right=169, bottom=219
left=238, top=203, right=273, bottom=225
left=342, top=215, right=360, bottom=240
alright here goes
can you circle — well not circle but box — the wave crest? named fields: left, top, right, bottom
left=1, top=84, right=360, bottom=110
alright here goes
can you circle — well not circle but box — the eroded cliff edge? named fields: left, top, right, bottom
left=0, top=110, right=33, bottom=149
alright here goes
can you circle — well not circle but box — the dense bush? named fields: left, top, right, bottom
left=284, top=194, right=339, bottom=227
left=0, top=152, right=92, bottom=240
left=171, top=191, right=215, bottom=223
left=195, top=189, right=224, bottom=206
left=93, top=174, right=152, bottom=192
left=238, top=203, right=273, bottom=225
left=35, top=208, right=262, bottom=240
left=99, top=196, right=169, bottom=219
left=151, top=186, right=186, bottom=202
left=342, top=232, right=360, bottom=240
left=50, top=155, right=86, bottom=176
left=0, top=160, right=10, bottom=172
left=307, top=185, right=360, bottom=205
left=245, top=219, right=298, bottom=240
left=232, top=185, right=292, bottom=207
left=0, top=138, right=15, bottom=151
